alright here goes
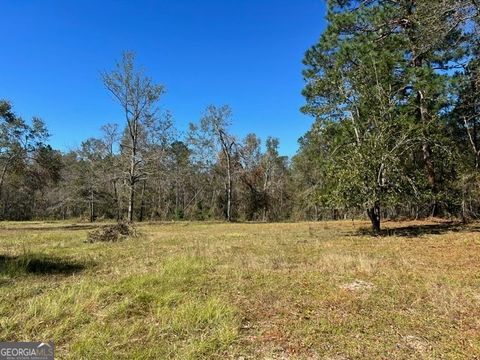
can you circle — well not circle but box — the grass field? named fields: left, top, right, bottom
left=0, top=220, right=479, bottom=359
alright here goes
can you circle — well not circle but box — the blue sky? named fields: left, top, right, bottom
left=0, top=0, right=326, bottom=156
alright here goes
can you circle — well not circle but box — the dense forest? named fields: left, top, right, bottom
left=1, top=0, right=479, bottom=232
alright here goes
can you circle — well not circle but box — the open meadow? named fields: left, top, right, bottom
left=0, top=220, right=479, bottom=359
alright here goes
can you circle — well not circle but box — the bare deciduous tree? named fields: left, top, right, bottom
left=102, top=52, right=165, bottom=222
left=190, top=105, right=237, bottom=221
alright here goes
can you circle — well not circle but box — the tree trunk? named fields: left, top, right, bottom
left=401, top=1, right=437, bottom=214
left=127, top=182, right=135, bottom=222
left=226, top=155, right=232, bottom=222
left=113, top=179, right=121, bottom=221
left=461, top=188, right=467, bottom=224
left=473, top=112, right=479, bottom=168
left=419, top=92, right=436, bottom=188
left=414, top=66, right=437, bottom=216
left=405, top=2, right=437, bottom=214
left=262, top=171, right=269, bottom=222
left=0, top=162, right=9, bottom=215
left=139, top=180, right=146, bottom=222
left=367, top=201, right=381, bottom=233
left=127, top=139, right=136, bottom=223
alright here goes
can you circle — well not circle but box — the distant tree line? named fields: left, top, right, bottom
left=0, top=54, right=292, bottom=222
left=1, top=1, right=479, bottom=231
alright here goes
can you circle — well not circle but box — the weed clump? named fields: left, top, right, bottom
left=86, top=222, right=136, bottom=243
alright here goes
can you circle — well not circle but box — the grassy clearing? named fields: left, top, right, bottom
left=0, top=220, right=479, bottom=359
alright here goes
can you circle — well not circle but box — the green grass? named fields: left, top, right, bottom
left=0, top=220, right=479, bottom=359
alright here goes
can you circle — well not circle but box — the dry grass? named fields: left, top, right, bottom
left=0, top=220, right=479, bottom=359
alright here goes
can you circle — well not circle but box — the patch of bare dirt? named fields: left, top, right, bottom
left=403, top=335, right=431, bottom=353
left=340, top=280, right=374, bottom=291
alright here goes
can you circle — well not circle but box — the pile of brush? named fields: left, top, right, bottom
left=86, top=221, right=136, bottom=243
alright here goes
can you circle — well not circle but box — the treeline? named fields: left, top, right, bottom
left=0, top=54, right=294, bottom=222
left=1, top=1, right=479, bottom=230
left=0, top=96, right=294, bottom=222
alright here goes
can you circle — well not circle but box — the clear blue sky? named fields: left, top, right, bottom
left=0, top=0, right=326, bottom=156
